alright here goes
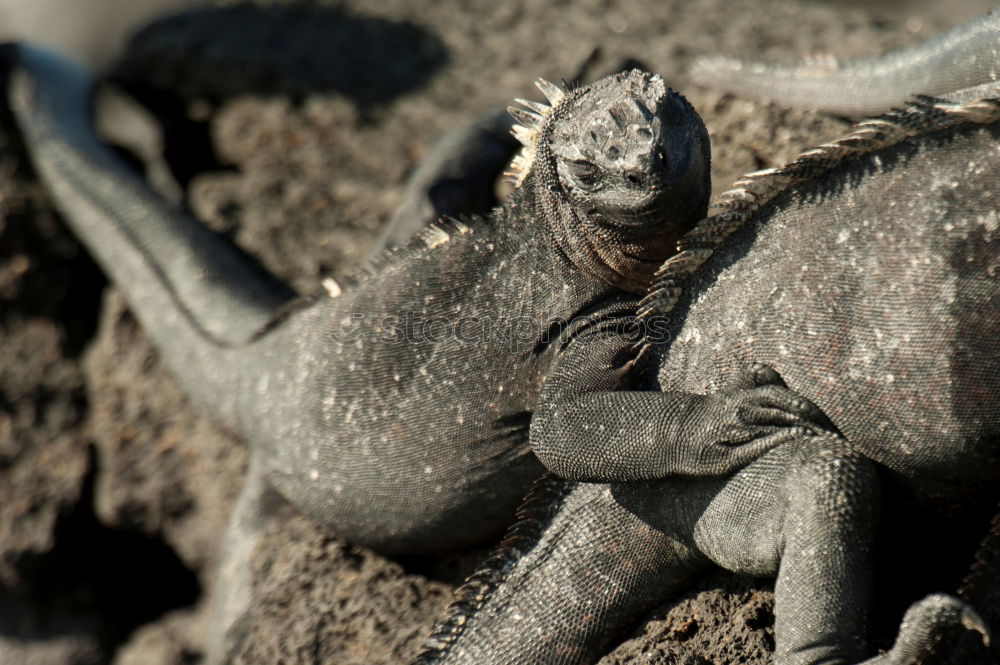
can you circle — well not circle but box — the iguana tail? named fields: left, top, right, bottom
left=690, top=10, right=1000, bottom=115
left=4, top=43, right=297, bottom=426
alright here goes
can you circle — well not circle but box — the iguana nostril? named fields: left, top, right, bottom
left=626, top=172, right=643, bottom=186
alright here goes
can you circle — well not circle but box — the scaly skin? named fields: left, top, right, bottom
left=417, top=92, right=1000, bottom=664
left=690, top=10, right=1000, bottom=115
left=5, top=43, right=839, bottom=663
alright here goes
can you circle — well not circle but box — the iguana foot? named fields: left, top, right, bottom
left=861, top=594, right=991, bottom=665
left=681, top=363, right=837, bottom=475
left=719, top=362, right=835, bottom=435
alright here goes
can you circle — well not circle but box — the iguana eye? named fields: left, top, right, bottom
left=567, top=159, right=599, bottom=187
left=655, top=147, right=668, bottom=167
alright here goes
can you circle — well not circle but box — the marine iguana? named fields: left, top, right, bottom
left=690, top=9, right=1000, bottom=115
left=3, top=44, right=838, bottom=662
left=413, top=94, right=1000, bottom=664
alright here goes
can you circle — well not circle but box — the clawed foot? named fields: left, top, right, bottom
left=724, top=362, right=835, bottom=435
left=697, top=363, right=837, bottom=472
left=866, top=594, right=991, bottom=664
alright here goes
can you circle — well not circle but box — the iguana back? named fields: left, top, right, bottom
left=653, top=102, right=1000, bottom=495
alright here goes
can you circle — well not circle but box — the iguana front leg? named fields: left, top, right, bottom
left=690, top=10, right=1000, bottom=115
left=415, top=435, right=991, bottom=665
left=533, top=366, right=831, bottom=481
left=532, top=319, right=834, bottom=482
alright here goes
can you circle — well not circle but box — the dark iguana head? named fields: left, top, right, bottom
left=509, top=69, right=710, bottom=293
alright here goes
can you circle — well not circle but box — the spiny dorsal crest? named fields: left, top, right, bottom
left=636, top=95, right=1000, bottom=322
left=412, top=475, right=574, bottom=664
left=505, top=78, right=566, bottom=186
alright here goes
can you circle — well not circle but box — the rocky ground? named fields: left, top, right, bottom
left=0, top=0, right=996, bottom=663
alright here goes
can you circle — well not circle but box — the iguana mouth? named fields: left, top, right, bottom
left=593, top=188, right=676, bottom=228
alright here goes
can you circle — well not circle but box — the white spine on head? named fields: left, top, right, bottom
left=505, top=78, right=565, bottom=186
